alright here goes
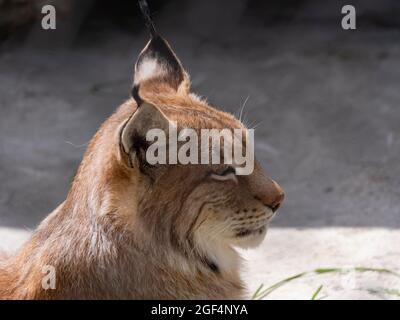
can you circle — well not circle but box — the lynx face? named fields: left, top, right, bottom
left=118, top=35, right=284, bottom=260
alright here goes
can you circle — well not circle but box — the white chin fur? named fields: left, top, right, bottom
left=232, top=225, right=268, bottom=249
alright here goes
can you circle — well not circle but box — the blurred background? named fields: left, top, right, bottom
left=0, top=0, right=399, bottom=299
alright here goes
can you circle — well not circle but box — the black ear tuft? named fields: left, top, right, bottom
left=138, top=0, right=157, bottom=38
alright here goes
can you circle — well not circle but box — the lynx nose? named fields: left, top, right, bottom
left=269, top=189, right=284, bottom=212
left=255, top=180, right=285, bottom=212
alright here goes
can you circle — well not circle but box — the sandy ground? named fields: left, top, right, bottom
left=0, top=21, right=399, bottom=299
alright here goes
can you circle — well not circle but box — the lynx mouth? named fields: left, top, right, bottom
left=235, top=226, right=266, bottom=238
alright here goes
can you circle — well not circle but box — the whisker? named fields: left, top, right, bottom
left=238, top=95, right=250, bottom=122
left=248, top=120, right=263, bottom=130
left=64, top=140, right=90, bottom=148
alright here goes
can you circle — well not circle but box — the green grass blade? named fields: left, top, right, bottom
left=354, top=267, right=400, bottom=277
left=251, top=284, right=264, bottom=300
left=367, top=288, right=400, bottom=298
left=254, top=272, right=308, bottom=300
left=314, top=268, right=342, bottom=274
left=311, top=285, right=323, bottom=300
left=252, top=266, right=400, bottom=300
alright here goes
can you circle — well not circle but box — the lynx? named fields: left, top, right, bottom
left=0, top=33, right=284, bottom=299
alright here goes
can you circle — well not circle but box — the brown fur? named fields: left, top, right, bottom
left=0, top=37, right=284, bottom=299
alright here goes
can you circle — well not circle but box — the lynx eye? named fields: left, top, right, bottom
left=211, top=166, right=237, bottom=182
left=219, top=166, right=236, bottom=176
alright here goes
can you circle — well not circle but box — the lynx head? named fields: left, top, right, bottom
left=113, top=34, right=284, bottom=264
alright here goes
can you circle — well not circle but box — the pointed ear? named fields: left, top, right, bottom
left=120, top=102, right=170, bottom=167
left=132, top=35, right=190, bottom=99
